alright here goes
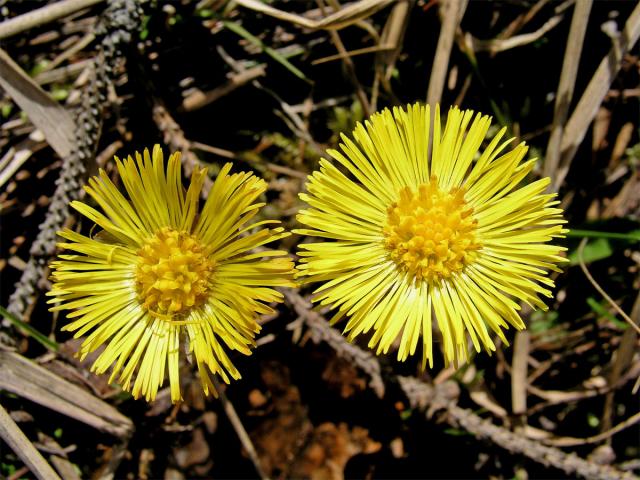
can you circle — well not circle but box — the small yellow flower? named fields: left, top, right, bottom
left=296, top=104, right=567, bottom=367
left=49, top=145, right=295, bottom=402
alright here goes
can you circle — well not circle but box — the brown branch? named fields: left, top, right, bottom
left=0, top=351, right=133, bottom=438
left=7, top=0, right=142, bottom=321
left=283, top=290, right=385, bottom=397
left=446, top=404, right=636, bottom=480
left=602, top=291, right=640, bottom=434
left=232, top=0, right=395, bottom=31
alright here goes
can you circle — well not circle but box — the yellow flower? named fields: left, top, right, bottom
left=295, top=104, right=567, bottom=367
left=48, top=145, right=295, bottom=402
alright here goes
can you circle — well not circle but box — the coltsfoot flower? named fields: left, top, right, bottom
left=296, top=104, right=567, bottom=367
left=48, top=145, right=295, bottom=402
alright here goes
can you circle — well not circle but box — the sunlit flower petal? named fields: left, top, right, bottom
left=48, top=145, right=295, bottom=402
left=296, top=103, right=567, bottom=367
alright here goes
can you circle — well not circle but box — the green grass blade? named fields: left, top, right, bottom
left=222, top=20, right=311, bottom=83
left=0, top=305, right=59, bottom=351
left=565, top=229, right=640, bottom=242
left=586, top=297, right=628, bottom=330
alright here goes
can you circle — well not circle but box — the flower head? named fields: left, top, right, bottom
left=49, top=145, right=295, bottom=402
left=296, top=104, right=567, bottom=367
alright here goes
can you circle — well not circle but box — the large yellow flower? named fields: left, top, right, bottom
left=49, top=146, right=295, bottom=402
left=296, top=104, right=567, bottom=367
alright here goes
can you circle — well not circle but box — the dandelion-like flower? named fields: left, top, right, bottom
left=296, top=104, right=567, bottom=367
left=49, top=146, right=295, bottom=402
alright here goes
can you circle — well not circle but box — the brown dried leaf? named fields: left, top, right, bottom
left=321, top=356, right=366, bottom=398
left=173, top=428, right=210, bottom=469
left=289, top=423, right=381, bottom=480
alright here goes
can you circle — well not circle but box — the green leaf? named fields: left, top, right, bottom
left=2, top=463, right=17, bottom=475
left=0, top=305, right=58, bottom=351
left=139, top=15, right=151, bottom=41
left=222, top=20, right=310, bottom=83
left=399, top=408, right=413, bottom=421
left=566, top=229, right=640, bottom=242
left=196, top=8, right=215, bottom=18
left=568, top=237, right=613, bottom=265
left=1, top=102, right=13, bottom=118
left=51, top=86, right=69, bottom=101
left=30, top=60, right=49, bottom=77
left=586, top=297, right=628, bottom=330
left=444, top=428, right=472, bottom=437
left=529, top=310, right=559, bottom=333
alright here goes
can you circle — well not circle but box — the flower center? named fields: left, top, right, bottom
left=382, top=178, right=480, bottom=283
left=135, top=227, right=214, bottom=318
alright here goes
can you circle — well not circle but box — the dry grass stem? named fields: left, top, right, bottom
left=211, top=376, right=270, bottom=480
left=0, top=351, right=134, bottom=438
left=0, top=48, right=75, bottom=158
left=426, top=0, right=467, bottom=106
left=467, top=14, right=564, bottom=54
left=0, top=404, right=61, bottom=480
left=544, top=411, right=640, bottom=447
left=0, top=0, right=104, bottom=40
left=557, top=1, right=640, bottom=189
left=233, top=0, right=395, bottom=31
left=317, top=0, right=372, bottom=116
left=543, top=0, right=592, bottom=185
left=511, top=331, right=530, bottom=417
left=577, top=238, right=640, bottom=336
left=181, top=65, right=266, bottom=112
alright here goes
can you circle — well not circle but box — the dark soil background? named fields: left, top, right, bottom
left=1, top=1, right=639, bottom=479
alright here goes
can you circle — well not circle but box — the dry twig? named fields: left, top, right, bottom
left=447, top=404, right=635, bottom=480
left=181, top=65, right=266, bottom=112
left=543, top=0, right=593, bottom=184
left=0, top=404, right=61, bottom=480
left=316, top=0, right=371, bottom=117
left=372, top=0, right=410, bottom=108
left=0, top=0, right=105, bottom=40
left=0, top=351, right=133, bottom=438
left=577, top=238, right=640, bottom=335
left=511, top=330, right=530, bottom=417
left=426, top=0, right=467, bottom=106
left=233, top=0, right=395, bottom=31
left=557, top=1, right=640, bottom=189
left=543, top=411, right=640, bottom=447
left=211, top=376, right=269, bottom=480
left=0, top=48, right=75, bottom=159
left=465, top=14, right=564, bottom=54
left=602, top=291, right=640, bottom=433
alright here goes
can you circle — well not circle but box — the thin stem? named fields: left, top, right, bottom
left=212, top=377, right=269, bottom=480
left=577, top=238, right=640, bottom=335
